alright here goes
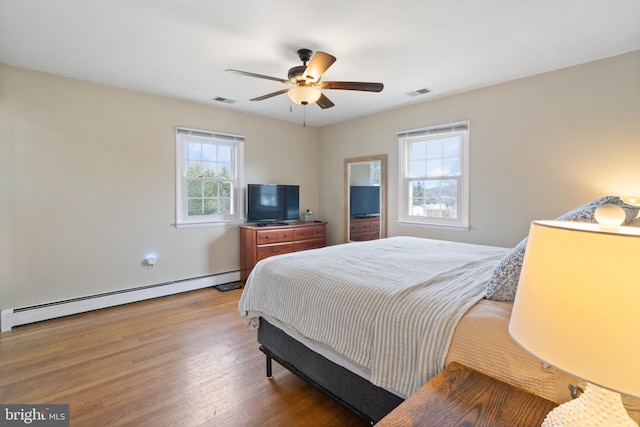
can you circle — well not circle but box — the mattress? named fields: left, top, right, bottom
left=261, top=298, right=575, bottom=402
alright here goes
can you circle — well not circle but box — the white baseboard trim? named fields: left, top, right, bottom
left=0, top=271, right=240, bottom=332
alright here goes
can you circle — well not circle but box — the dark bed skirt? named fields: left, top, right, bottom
left=257, top=318, right=404, bottom=425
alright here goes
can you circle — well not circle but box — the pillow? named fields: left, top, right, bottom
left=628, top=215, right=640, bottom=228
left=485, top=196, right=630, bottom=302
left=613, top=199, right=640, bottom=224
left=484, top=237, right=528, bottom=302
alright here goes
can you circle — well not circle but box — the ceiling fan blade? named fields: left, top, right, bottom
left=226, top=69, right=290, bottom=85
left=318, top=81, right=384, bottom=92
left=250, top=89, right=290, bottom=101
left=316, top=93, right=335, bottom=109
left=303, top=52, right=336, bottom=83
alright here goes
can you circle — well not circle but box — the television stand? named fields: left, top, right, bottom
left=349, top=216, right=380, bottom=241
left=240, top=222, right=328, bottom=283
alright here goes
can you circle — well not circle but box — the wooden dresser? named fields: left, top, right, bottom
left=349, top=216, right=380, bottom=241
left=239, top=222, right=327, bottom=283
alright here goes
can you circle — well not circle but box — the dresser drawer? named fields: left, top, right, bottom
left=294, top=238, right=325, bottom=252
left=240, top=222, right=327, bottom=284
left=295, top=225, right=326, bottom=240
left=257, top=243, right=295, bottom=261
left=256, top=229, right=295, bottom=245
left=350, top=222, right=370, bottom=233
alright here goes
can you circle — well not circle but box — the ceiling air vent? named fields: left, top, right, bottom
left=212, top=96, right=237, bottom=104
left=406, top=88, right=431, bottom=97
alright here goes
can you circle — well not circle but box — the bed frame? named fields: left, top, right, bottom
left=258, top=318, right=404, bottom=425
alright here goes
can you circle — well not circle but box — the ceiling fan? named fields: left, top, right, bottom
left=226, top=48, right=383, bottom=109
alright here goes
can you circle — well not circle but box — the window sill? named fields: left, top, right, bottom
left=175, top=219, right=245, bottom=229
left=397, top=219, right=470, bottom=231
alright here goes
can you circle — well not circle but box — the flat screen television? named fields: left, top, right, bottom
left=247, top=184, right=300, bottom=223
left=350, top=186, right=380, bottom=217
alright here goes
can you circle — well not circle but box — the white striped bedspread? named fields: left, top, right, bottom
left=238, top=236, right=508, bottom=398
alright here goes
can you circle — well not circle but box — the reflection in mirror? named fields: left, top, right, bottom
left=344, top=155, right=387, bottom=242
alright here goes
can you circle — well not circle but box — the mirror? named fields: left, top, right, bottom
left=344, top=155, right=387, bottom=242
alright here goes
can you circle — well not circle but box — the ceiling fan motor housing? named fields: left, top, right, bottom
left=288, top=65, right=307, bottom=82
left=297, top=48, right=313, bottom=63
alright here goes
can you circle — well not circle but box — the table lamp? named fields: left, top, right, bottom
left=509, top=206, right=640, bottom=426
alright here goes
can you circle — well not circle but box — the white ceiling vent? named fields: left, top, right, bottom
left=212, top=96, right=237, bottom=104
left=406, top=88, right=431, bottom=97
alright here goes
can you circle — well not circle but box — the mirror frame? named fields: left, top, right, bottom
left=344, top=154, right=387, bottom=242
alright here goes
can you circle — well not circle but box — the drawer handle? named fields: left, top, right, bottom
left=272, top=249, right=282, bottom=253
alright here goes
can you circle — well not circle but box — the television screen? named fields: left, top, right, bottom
left=350, top=186, right=380, bottom=217
left=247, top=184, right=300, bottom=223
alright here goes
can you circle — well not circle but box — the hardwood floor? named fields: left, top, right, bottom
left=0, top=288, right=365, bottom=426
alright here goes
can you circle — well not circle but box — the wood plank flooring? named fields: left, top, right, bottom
left=0, top=288, right=365, bottom=426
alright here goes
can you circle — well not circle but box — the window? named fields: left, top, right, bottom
left=176, top=127, right=244, bottom=226
left=398, top=121, right=469, bottom=228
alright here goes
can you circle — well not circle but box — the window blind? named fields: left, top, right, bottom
left=397, top=121, right=468, bottom=139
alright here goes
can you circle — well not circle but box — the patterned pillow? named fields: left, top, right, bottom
left=613, top=199, right=640, bottom=224
left=484, top=196, right=632, bottom=302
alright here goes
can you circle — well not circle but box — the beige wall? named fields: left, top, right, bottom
left=318, top=50, right=640, bottom=247
left=2, top=50, right=639, bottom=316
left=0, top=64, right=319, bottom=311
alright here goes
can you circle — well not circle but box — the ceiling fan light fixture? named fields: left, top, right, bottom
left=288, top=86, right=321, bottom=105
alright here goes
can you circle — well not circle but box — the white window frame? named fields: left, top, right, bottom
left=398, top=121, right=470, bottom=229
left=175, top=127, right=244, bottom=227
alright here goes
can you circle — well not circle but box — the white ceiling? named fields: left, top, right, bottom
left=1, top=0, right=639, bottom=127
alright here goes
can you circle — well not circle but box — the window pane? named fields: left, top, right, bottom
left=187, top=180, right=202, bottom=197
left=371, top=162, right=381, bottom=185
left=201, top=143, right=216, bottom=162
left=410, top=159, right=426, bottom=178
left=443, top=157, right=460, bottom=175
left=411, top=141, right=426, bottom=160
left=411, top=181, right=424, bottom=197
left=187, top=161, right=202, bottom=177
left=424, top=180, right=440, bottom=198
left=426, top=159, right=442, bottom=177
left=218, top=145, right=232, bottom=163
left=200, top=161, right=215, bottom=177
left=203, top=199, right=217, bottom=215
left=187, top=142, right=202, bottom=160
left=217, top=162, right=232, bottom=178
left=443, top=179, right=458, bottom=201
left=426, top=139, right=442, bottom=159
left=188, top=199, right=203, bottom=216
left=219, top=182, right=232, bottom=197
left=219, top=197, right=231, bottom=214
left=443, top=137, right=460, bottom=157
left=203, top=181, right=216, bottom=197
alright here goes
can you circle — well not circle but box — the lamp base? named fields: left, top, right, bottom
left=542, top=383, right=637, bottom=427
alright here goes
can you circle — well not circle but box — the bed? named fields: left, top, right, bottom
left=238, top=197, right=640, bottom=424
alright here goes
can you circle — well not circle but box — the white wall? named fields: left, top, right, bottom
left=318, top=50, right=640, bottom=247
left=0, top=64, right=319, bottom=311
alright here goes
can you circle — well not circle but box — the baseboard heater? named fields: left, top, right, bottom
left=0, top=270, right=240, bottom=332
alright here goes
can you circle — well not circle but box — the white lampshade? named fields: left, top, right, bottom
left=509, top=220, right=640, bottom=398
left=288, top=86, right=321, bottom=105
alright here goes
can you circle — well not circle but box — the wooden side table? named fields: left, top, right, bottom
left=376, top=362, right=558, bottom=427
